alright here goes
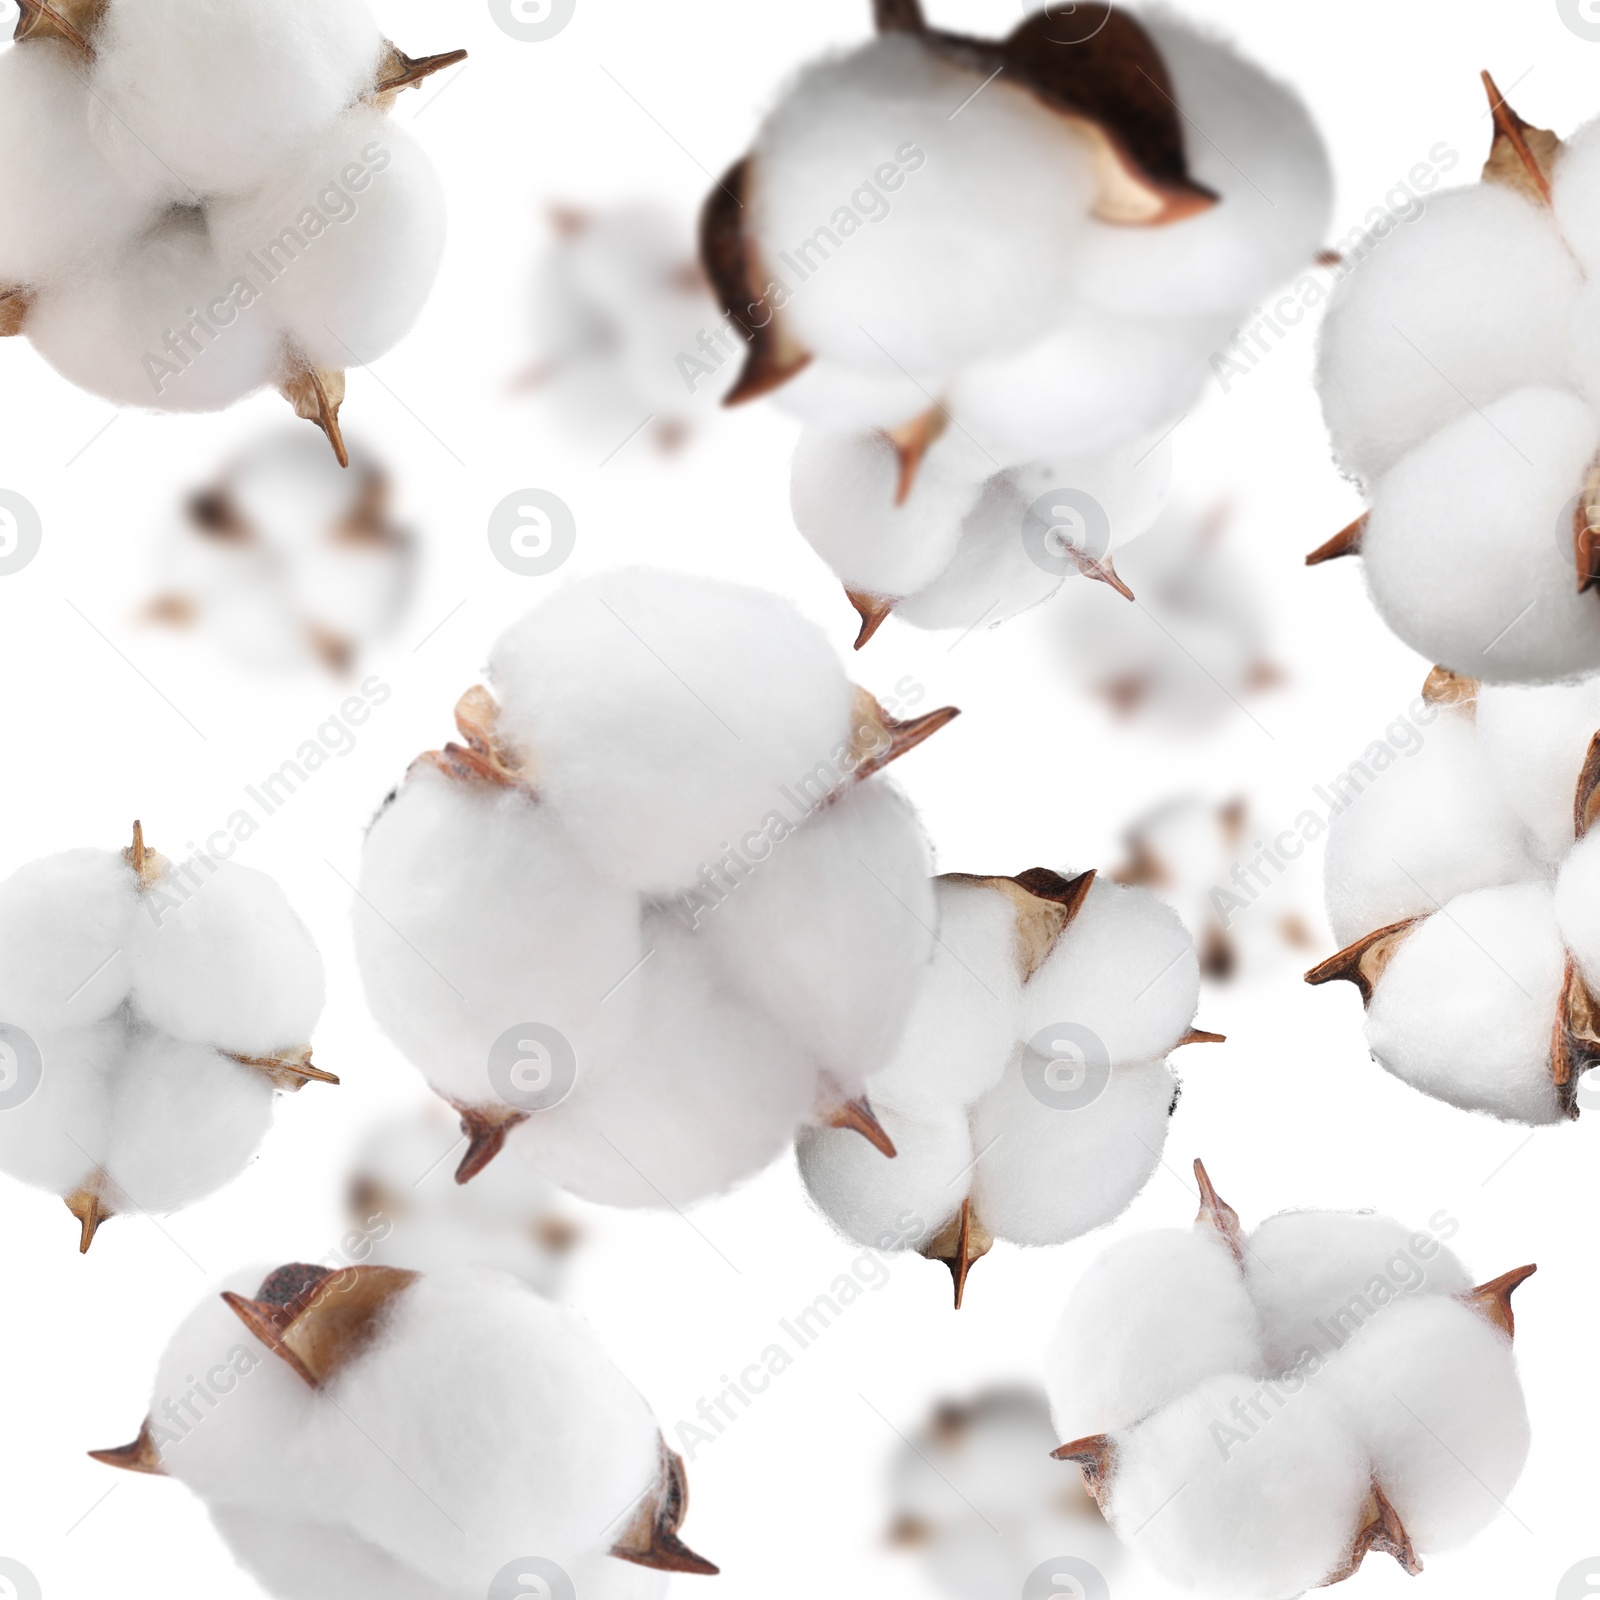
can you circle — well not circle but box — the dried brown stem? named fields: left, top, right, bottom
left=1176, top=1028, right=1226, bottom=1047
left=1304, top=918, right=1421, bottom=1007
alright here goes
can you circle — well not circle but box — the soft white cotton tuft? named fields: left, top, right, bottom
left=1476, top=675, right=1600, bottom=863
left=1555, top=827, right=1600, bottom=990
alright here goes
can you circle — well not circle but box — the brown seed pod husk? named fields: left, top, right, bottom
left=1306, top=512, right=1367, bottom=567
left=846, top=590, right=896, bottom=650
left=1303, top=918, right=1421, bottom=1007
left=64, top=1184, right=113, bottom=1254
left=1323, top=1483, right=1422, bottom=1584
left=123, top=819, right=169, bottom=890
left=611, top=1437, right=720, bottom=1575
left=88, top=1419, right=167, bottom=1476
left=1421, top=664, right=1478, bottom=714
left=1050, top=1432, right=1115, bottom=1504
left=940, top=866, right=1096, bottom=982
left=1192, top=1157, right=1244, bottom=1264
left=1550, top=958, right=1600, bottom=1120
left=222, top=1262, right=418, bottom=1388
left=416, top=685, right=533, bottom=791
left=921, top=1195, right=994, bottom=1309
left=886, top=405, right=949, bottom=507
left=1460, top=1263, right=1536, bottom=1341
left=450, top=1098, right=532, bottom=1185
left=369, top=40, right=469, bottom=108
left=848, top=685, right=961, bottom=780
left=1574, top=730, right=1600, bottom=841
left=280, top=356, right=349, bottom=469
left=873, top=0, right=926, bottom=31
left=0, top=287, right=34, bottom=338
left=823, top=1093, right=898, bottom=1157
left=1481, top=72, right=1560, bottom=204
left=13, top=0, right=103, bottom=52
left=229, top=1045, right=339, bottom=1093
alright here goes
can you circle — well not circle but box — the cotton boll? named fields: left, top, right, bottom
left=866, top=878, right=1024, bottom=1118
left=488, top=570, right=854, bottom=893
left=1322, top=709, right=1536, bottom=946
left=1022, top=880, right=1198, bottom=1065
left=1317, top=187, right=1579, bottom=486
left=1324, top=1296, right=1530, bottom=1551
left=797, top=1102, right=969, bottom=1250
left=948, top=309, right=1225, bottom=465
left=129, top=862, right=325, bottom=1056
left=208, top=113, right=447, bottom=370
left=1476, top=675, right=1600, bottom=864
left=1107, top=1374, right=1371, bottom=1600
left=102, top=1037, right=275, bottom=1213
left=1362, top=388, right=1600, bottom=683
left=1046, top=1229, right=1260, bottom=1444
left=1366, top=884, right=1567, bottom=1123
left=773, top=360, right=934, bottom=431
left=27, top=215, right=285, bottom=412
left=318, top=1274, right=662, bottom=1584
left=510, top=918, right=819, bottom=1208
left=0, top=1024, right=119, bottom=1195
left=1243, top=1211, right=1471, bottom=1375
left=0, top=42, right=165, bottom=285
left=0, top=849, right=137, bottom=1031
left=354, top=768, right=642, bottom=1112
left=87, top=0, right=385, bottom=201
left=1556, top=829, right=1600, bottom=991
left=692, top=781, right=934, bottom=1099
left=968, top=1059, right=1176, bottom=1247
left=1076, top=12, right=1333, bottom=321
left=790, top=425, right=988, bottom=600
left=750, top=36, right=1096, bottom=375
left=1553, top=114, right=1600, bottom=274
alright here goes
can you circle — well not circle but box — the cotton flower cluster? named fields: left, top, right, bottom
left=92, top=1262, right=714, bottom=1598
left=1114, top=795, right=1314, bottom=982
left=1053, top=502, right=1283, bottom=730
left=0, top=0, right=462, bottom=460
left=0, top=822, right=329, bottom=1252
left=701, top=0, right=1331, bottom=644
left=347, top=1104, right=579, bottom=1297
left=354, top=568, right=958, bottom=1208
left=887, top=1387, right=1121, bottom=1600
left=528, top=204, right=735, bottom=449
left=1314, top=80, right=1600, bottom=682
left=1309, top=666, right=1600, bottom=1123
left=1049, top=1162, right=1534, bottom=1599
left=146, top=428, right=413, bottom=674
left=798, top=867, right=1213, bottom=1303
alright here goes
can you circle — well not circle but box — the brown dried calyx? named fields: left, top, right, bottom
left=698, top=0, right=1216, bottom=412
left=611, top=1437, right=720, bottom=1575
left=4, top=5, right=464, bottom=465
left=1051, top=1161, right=1536, bottom=1587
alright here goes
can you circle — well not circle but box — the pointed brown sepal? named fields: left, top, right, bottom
left=874, top=0, right=926, bottom=31
left=1176, top=1028, right=1226, bottom=1047
left=825, top=1094, right=898, bottom=1158
left=1306, top=513, right=1367, bottom=567
left=926, top=11, right=1217, bottom=226
left=885, top=407, right=949, bottom=507
left=1481, top=72, right=1559, bottom=205
left=699, top=159, right=813, bottom=405
left=222, top=1262, right=418, bottom=1388
left=1304, top=918, right=1421, bottom=1006
left=611, top=1439, right=719, bottom=1576
left=1071, top=548, right=1135, bottom=601
left=1460, top=1264, right=1536, bottom=1341
left=1574, top=731, right=1600, bottom=842
left=122, top=819, right=169, bottom=891
left=450, top=1098, right=532, bottom=1185
left=1193, top=1159, right=1244, bottom=1265
left=13, top=0, right=103, bottom=52
left=1551, top=958, right=1600, bottom=1119
left=848, top=686, right=960, bottom=780
left=1324, top=1483, right=1422, bottom=1585
left=921, top=1197, right=994, bottom=1309
left=65, top=1187, right=112, bottom=1255
left=1421, top=664, right=1478, bottom=714
left=0, top=287, right=34, bottom=338
left=1050, top=1434, right=1115, bottom=1507
left=1573, top=457, right=1600, bottom=595
left=371, top=40, right=468, bottom=102
left=940, top=868, right=1096, bottom=982
left=230, top=1046, right=340, bottom=1093
left=417, top=685, right=533, bottom=791
left=281, top=359, right=349, bottom=469
left=846, top=589, right=896, bottom=650
left=88, top=1419, right=168, bottom=1476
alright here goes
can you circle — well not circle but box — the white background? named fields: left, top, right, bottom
left=1, top=1, right=1597, bottom=1598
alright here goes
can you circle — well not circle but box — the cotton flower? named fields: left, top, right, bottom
left=701, top=0, right=1331, bottom=644
left=524, top=204, right=736, bottom=449
left=797, top=867, right=1217, bottom=1303
left=887, top=1387, right=1122, bottom=1600
left=1048, top=1161, right=1534, bottom=1598
left=1309, top=665, right=1600, bottom=1123
left=145, top=427, right=414, bottom=674
left=347, top=1103, right=579, bottom=1297
left=0, top=821, right=329, bottom=1251
left=90, top=1262, right=714, bottom=1597
left=353, top=568, right=958, bottom=1210
left=1311, top=77, right=1600, bottom=684
left=1113, top=795, right=1315, bottom=981
left=0, top=0, right=463, bottom=461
